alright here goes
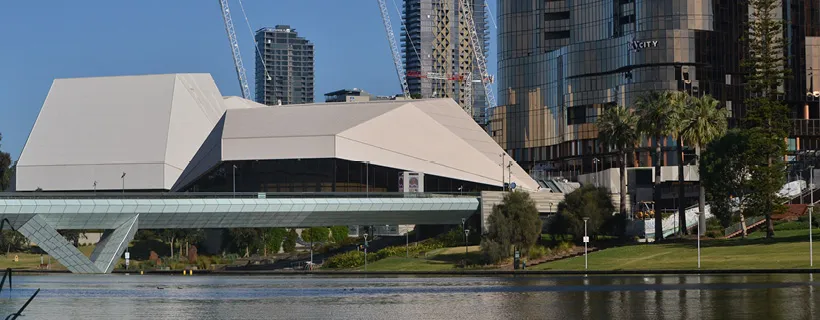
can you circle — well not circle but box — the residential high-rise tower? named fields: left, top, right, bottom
left=402, top=0, right=489, bottom=122
left=254, top=25, right=314, bottom=105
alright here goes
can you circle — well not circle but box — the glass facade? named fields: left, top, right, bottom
left=184, top=159, right=500, bottom=193
left=492, top=0, right=750, bottom=179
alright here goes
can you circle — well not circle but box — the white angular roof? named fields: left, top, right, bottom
left=17, top=73, right=537, bottom=192
left=174, top=98, right=538, bottom=191
left=16, top=74, right=230, bottom=191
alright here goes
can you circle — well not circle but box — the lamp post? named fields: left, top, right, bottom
left=499, top=153, right=506, bottom=191
left=464, top=228, right=470, bottom=264
left=583, top=217, right=590, bottom=270
left=697, top=212, right=701, bottom=269
left=361, top=161, right=370, bottom=197
left=406, top=229, right=409, bottom=258
left=507, top=161, right=513, bottom=190
left=811, top=166, right=815, bottom=267
left=461, top=218, right=468, bottom=263
left=363, top=232, right=368, bottom=272
left=93, top=181, right=97, bottom=195
left=120, top=172, right=126, bottom=194
left=593, top=158, right=600, bottom=186
left=232, top=164, right=237, bottom=196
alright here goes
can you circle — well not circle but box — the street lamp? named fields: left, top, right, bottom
left=363, top=232, right=369, bottom=272
left=593, top=158, right=600, bottom=186
left=697, top=212, right=701, bottom=269
left=811, top=166, right=815, bottom=267
left=232, top=164, right=237, bottom=196
left=120, top=172, right=126, bottom=194
left=361, top=161, right=370, bottom=197
left=499, top=153, right=506, bottom=191
left=583, top=217, right=590, bottom=270
left=93, top=181, right=97, bottom=195
left=462, top=218, right=469, bottom=265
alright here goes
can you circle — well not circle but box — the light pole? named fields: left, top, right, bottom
left=811, top=166, right=815, bottom=267
left=583, top=217, right=590, bottom=270
left=93, top=181, right=97, bottom=195
left=697, top=211, right=701, bottom=269
left=499, top=153, right=506, bottom=190
left=507, top=161, right=513, bottom=190
left=464, top=228, right=470, bottom=264
left=363, top=232, right=368, bottom=272
left=362, top=161, right=370, bottom=197
left=120, top=172, right=126, bottom=194
left=593, top=158, right=600, bottom=186
left=232, top=164, right=237, bottom=196
left=406, top=229, right=409, bottom=258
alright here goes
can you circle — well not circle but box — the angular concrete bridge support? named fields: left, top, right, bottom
left=16, top=214, right=138, bottom=274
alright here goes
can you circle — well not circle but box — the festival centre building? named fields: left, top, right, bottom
left=13, top=73, right=538, bottom=194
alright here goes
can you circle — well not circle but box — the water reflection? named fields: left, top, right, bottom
left=0, top=274, right=817, bottom=319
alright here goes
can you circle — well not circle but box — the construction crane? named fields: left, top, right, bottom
left=376, top=0, right=411, bottom=99
left=458, top=0, right=496, bottom=110
left=218, top=0, right=251, bottom=100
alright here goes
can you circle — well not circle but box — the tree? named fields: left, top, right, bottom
left=179, top=229, right=204, bottom=258
left=0, top=230, right=27, bottom=254
left=259, top=228, right=287, bottom=256
left=480, top=191, right=542, bottom=264
left=282, top=228, right=298, bottom=253
left=596, top=105, right=639, bottom=217
left=741, top=0, right=791, bottom=238
left=680, top=95, right=729, bottom=231
left=229, top=228, right=259, bottom=257
left=554, top=185, right=616, bottom=239
left=669, top=91, right=691, bottom=236
left=700, top=130, right=754, bottom=231
left=0, top=133, right=11, bottom=191
left=157, top=229, right=182, bottom=258
left=330, top=226, right=350, bottom=243
left=301, top=227, right=329, bottom=243
left=636, top=91, right=683, bottom=240
left=58, top=230, right=86, bottom=247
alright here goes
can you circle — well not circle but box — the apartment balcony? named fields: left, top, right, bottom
left=792, top=119, right=820, bottom=136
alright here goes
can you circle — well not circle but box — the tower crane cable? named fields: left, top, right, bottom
left=391, top=0, right=422, bottom=64
left=458, top=0, right=496, bottom=111
left=237, top=0, right=272, bottom=86
left=377, top=0, right=411, bottom=99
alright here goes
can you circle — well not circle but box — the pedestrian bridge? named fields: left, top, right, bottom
left=0, top=192, right=479, bottom=273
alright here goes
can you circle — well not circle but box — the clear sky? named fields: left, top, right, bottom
left=0, top=0, right=499, bottom=161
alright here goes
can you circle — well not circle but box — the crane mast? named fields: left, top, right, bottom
left=458, top=0, right=496, bottom=110
left=377, top=0, right=411, bottom=99
left=219, top=0, right=251, bottom=100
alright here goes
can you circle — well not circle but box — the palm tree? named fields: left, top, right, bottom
left=597, top=105, right=639, bottom=217
left=669, top=91, right=691, bottom=237
left=635, top=91, right=682, bottom=242
left=681, top=95, right=729, bottom=233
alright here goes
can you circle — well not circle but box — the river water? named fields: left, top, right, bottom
left=0, top=273, right=817, bottom=319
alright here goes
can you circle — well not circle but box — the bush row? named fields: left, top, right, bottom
left=324, top=238, right=446, bottom=269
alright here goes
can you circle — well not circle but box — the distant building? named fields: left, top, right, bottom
left=324, top=88, right=401, bottom=103
left=254, top=25, right=314, bottom=105
left=402, top=0, right=489, bottom=122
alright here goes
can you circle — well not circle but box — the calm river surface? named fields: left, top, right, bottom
left=0, top=274, right=818, bottom=319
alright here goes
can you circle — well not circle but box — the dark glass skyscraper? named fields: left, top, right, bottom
left=254, top=25, right=314, bottom=105
left=490, top=0, right=753, bottom=179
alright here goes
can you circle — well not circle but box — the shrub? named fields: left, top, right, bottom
left=797, top=215, right=820, bottom=228
left=324, top=238, right=446, bottom=269
left=527, top=245, right=551, bottom=260
left=330, top=226, right=350, bottom=243
left=282, top=229, right=298, bottom=253
left=196, top=256, right=212, bottom=270
left=481, top=191, right=542, bottom=264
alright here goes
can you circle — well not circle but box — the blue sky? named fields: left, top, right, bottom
left=0, top=0, right=498, bottom=161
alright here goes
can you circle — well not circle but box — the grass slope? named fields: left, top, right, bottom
left=353, top=245, right=484, bottom=271
left=534, top=228, right=820, bottom=271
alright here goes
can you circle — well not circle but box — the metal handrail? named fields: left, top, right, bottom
left=724, top=216, right=765, bottom=236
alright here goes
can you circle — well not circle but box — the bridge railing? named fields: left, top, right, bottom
left=0, top=191, right=480, bottom=199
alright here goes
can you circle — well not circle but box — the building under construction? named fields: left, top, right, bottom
left=402, top=0, right=489, bottom=123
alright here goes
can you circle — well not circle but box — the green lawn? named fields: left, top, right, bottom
left=351, top=245, right=486, bottom=271
left=534, top=228, right=820, bottom=271
left=0, top=246, right=95, bottom=270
